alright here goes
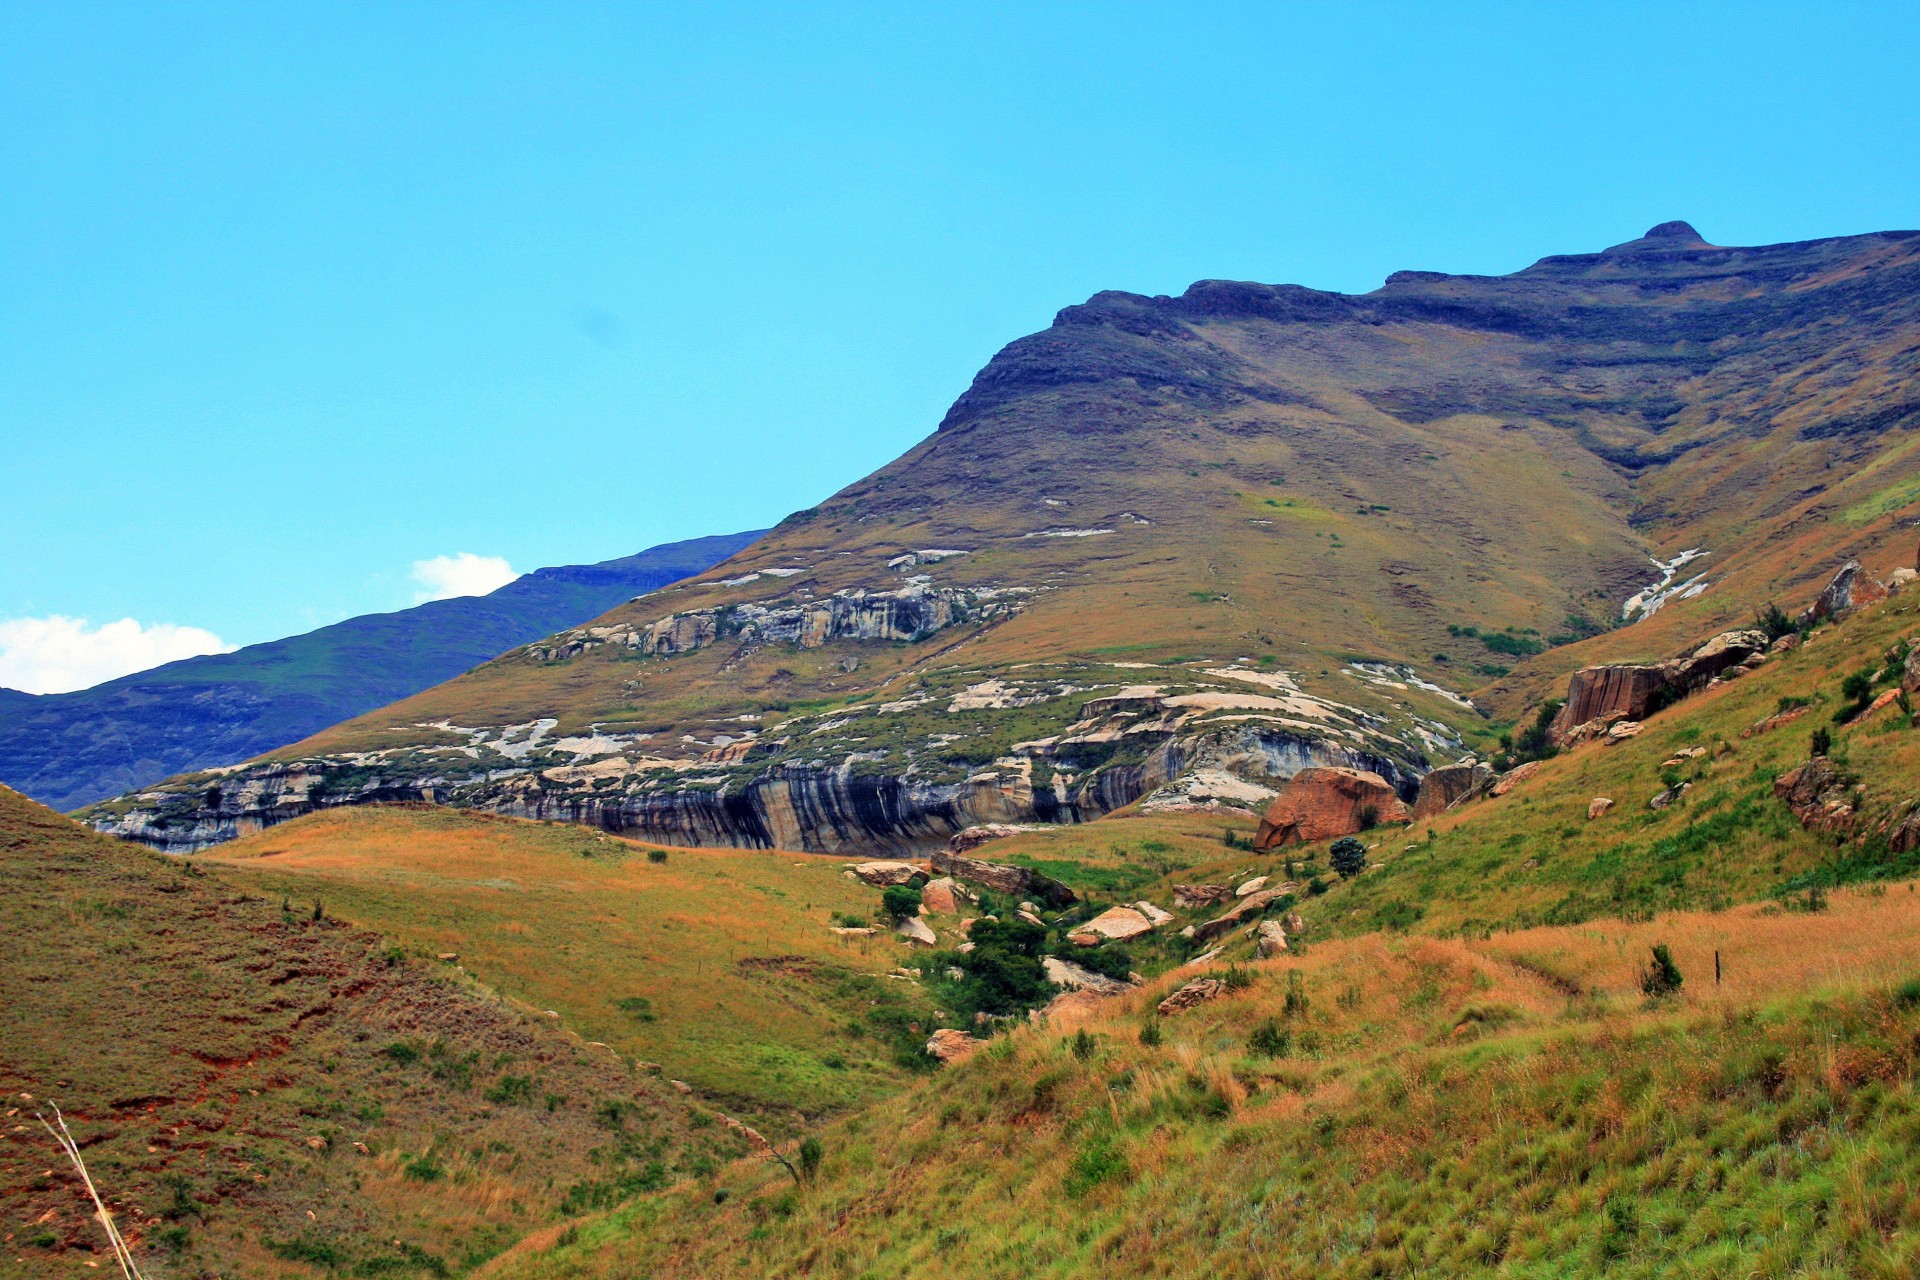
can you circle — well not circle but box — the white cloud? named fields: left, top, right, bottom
left=410, top=553, right=519, bottom=603
left=0, top=615, right=236, bottom=695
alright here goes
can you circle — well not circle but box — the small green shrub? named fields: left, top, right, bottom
left=647, top=848, right=668, bottom=863
left=403, top=1154, right=446, bottom=1182
left=1640, top=944, right=1683, bottom=999
left=1331, top=837, right=1367, bottom=880
left=1248, top=1019, right=1291, bottom=1058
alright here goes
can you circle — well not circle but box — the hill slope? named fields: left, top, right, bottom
left=2, top=530, right=761, bottom=810
left=0, top=785, right=744, bottom=1279
left=92, top=222, right=1920, bottom=854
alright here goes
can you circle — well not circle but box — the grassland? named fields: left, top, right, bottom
left=0, top=787, right=742, bottom=1280
left=486, top=883, right=1920, bottom=1280
left=207, top=807, right=941, bottom=1134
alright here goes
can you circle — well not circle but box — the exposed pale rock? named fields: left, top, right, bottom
left=1412, top=762, right=1495, bottom=818
left=1234, top=876, right=1269, bottom=897
left=1904, top=645, right=1920, bottom=697
left=1157, top=977, right=1226, bottom=1016
left=829, top=925, right=877, bottom=937
left=1770, top=633, right=1801, bottom=654
left=1017, top=910, right=1047, bottom=928
left=1131, top=901, right=1173, bottom=927
left=895, top=916, right=937, bottom=946
left=1255, top=919, right=1288, bottom=957
left=926, top=1029, right=982, bottom=1064
left=1587, top=797, right=1614, bottom=820
left=1744, top=705, right=1811, bottom=738
left=1253, top=767, right=1410, bottom=849
left=1667, top=629, right=1771, bottom=691
left=1068, top=906, right=1154, bottom=945
left=1607, top=721, right=1643, bottom=742
left=947, top=823, right=1026, bottom=854
left=1042, top=956, right=1133, bottom=996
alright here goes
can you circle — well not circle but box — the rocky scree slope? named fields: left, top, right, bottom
left=91, top=222, right=1920, bottom=854
left=3, top=531, right=760, bottom=811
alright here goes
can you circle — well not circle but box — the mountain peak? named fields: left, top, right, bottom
left=1602, top=220, right=1712, bottom=255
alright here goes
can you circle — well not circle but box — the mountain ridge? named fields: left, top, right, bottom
left=87, top=222, right=1920, bottom=854
left=2, top=530, right=762, bottom=809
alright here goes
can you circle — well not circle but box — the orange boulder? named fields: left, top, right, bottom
left=1253, top=767, right=1410, bottom=849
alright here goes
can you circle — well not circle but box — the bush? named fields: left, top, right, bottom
left=1330, top=837, right=1368, bottom=879
left=1248, top=1018, right=1291, bottom=1058
left=881, top=884, right=923, bottom=920
left=1070, top=1029, right=1098, bottom=1060
left=1811, top=726, right=1833, bottom=757
left=1138, top=1020, right=1163, bottom=1047
left=1074, top=944, right=1134, bottom=981
left=1755, top=602, right=1795, bottom=642
left=797, top=1136, right=823, bottom=1182
left=485, top=1074, right=534, bottom=1105
left=647, top=848, right=668, bottom=864
left=1640, top=944, right=1683, bottom=998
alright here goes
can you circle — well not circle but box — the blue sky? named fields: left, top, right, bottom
left=3, top=2, right=1918, bottom=691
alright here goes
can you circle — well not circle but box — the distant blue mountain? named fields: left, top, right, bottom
left=0, top=530, right=763, bottom=810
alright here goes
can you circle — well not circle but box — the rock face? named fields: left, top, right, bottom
left=1412, top=762, right=1494, bottom=819
left=925, top=1028, right=982, bottom=1064
left=1191, top=887, right=1288, bottom=943
left=930, top=849, right=1077, bottom=907
left=1550, top=666, right=1670, bottom=744
left=1157, top=977, right=1226, bottom=1017
left=1067, top=906, right=1155, bottom=945
left=1252, top=767, right=1410, bottom=848
left=1798, top=561, right=1889, bottom=627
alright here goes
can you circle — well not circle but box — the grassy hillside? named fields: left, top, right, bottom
left=488, top=887, right=1920, bottom=1280
left=91, top=224, right=1920, bottom=856
left=206, top=807, right=942, bottom=1135
left=0, top=787, right=746, bottom=1280
left=0, top=530, right=761, bottom=810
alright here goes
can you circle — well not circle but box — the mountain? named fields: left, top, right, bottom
left=0, top=530, right=762, bottom=810
left=88, top=223, right=1920, bottom=854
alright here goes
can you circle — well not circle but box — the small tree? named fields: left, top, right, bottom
left=880, top=884, right=922, bottom=920
left=1640, top=944, right=1683, bottom=998
left=1810, top=726, right=1833, bottom=757
left=1755, top=602, right=1794, bottom=642
left=797, top=1136, right=823, bottom=1182
left=1330, top=836, right=1367, bottom=879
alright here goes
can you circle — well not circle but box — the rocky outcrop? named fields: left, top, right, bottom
left=1252, top=767, right=1409, bottom=848
left=947, top=823, right=1026, bottom=854
left=895, top=916, right=938, bottom=946
left=925, top=1028, right=982, bottom=1064
left=1042, top=956, right=1134, bottom=996
left=1157, top=977, right=1226, bottom=1017
left=1588, top=797, right=1614, bottom=819
left=1550, top=666, right=1670, bottom=745
left=930, top=849, right=1078, bottom=907
left=1773, top=758, right=1860, bottom=837
left=1667, top=630, right=1770, bottom=690
left=1191, top=887, right=1289, bottom=943
left=918, top=877, right=968, bottom=914
left=850, top=860, right=927, bottom=887
left=1173, top=884, right=1233, bottom=910
left=1411, top=762, right=1494, bottom=819
left=1797, top=561, right=1889, bottom=628
left=1255, top=920, right=1289, bottom=957
left=1904, top=645, right=1920, bottom=697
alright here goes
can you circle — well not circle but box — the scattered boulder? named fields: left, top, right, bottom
left=1067, top=906, right=1155, bottom=945
left=1588, top=797, right=1614, bottom=820
left=1016, top=910, right=1047, bottom=928
left=828, top=925, right=877, bottom=938
left=1173, top=884, right=1233, bottom=910
left=1798, top=560, right=1889, bottom=627
left=1490, top=760, right=1545, bottom=797
left=1904, top=645, right=1920, bottom=696
left=1770, top=633, right=1801, bottom=655
left=1412, top=762, right=1495, bottom=818
left=1744, top=704, right=1811, bottom=738
left=918, top=877, right=968, bottom=915
left=1234, top=875, right=1269, bottom=897
left=1253, top=767, right=1410, bottom=849
left=1860, top=688, right=1903, bottom=721
left=894, top=916, right=937, bottom=947
left=850, top=860, right=928, bottom=887
left=1255, top=919, right=1288, bottom=957
left=1191, top=888, right=1287, bottom=943
left=1042, top=956, right=1134, bottom=996
left=931, top=849, right=1077, bottom=907
left=925, top=1028, right=982, bottom=1064
left=1131, top=901, right=1174, bottom=927
left=947, top=823, right=1026, bottom=855
left=1181, top=947, right=1224, bottom=969
left=1607, top=721, right=1643, bottom=743
left=1649, top=783, right=1691, bottom=810
left=1157, top=977, right=1226, bottom=1017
